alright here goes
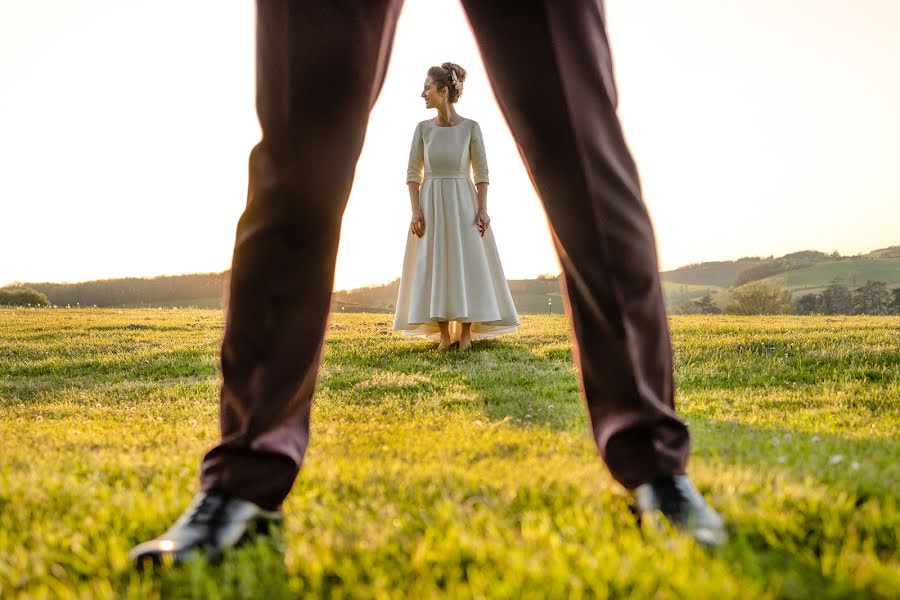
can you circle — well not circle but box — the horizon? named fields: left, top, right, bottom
left=3, top=1, right=900, bottom=290
left=4, top=241, right=896, bottom=291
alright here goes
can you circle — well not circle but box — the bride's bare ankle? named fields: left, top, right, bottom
left=459, top=326, right=472, bottom=350
left=437, top=328, right=452, bottom=350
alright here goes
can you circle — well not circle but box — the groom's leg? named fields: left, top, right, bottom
left=200, top=0, right=403, bottom=510
left=461, top=0, right=689, bottom=488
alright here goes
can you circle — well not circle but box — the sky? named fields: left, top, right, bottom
left=1, top=0, right=899, bottom=291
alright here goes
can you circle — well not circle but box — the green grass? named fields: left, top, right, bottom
left=1, top=309, right=898, bottom=598
left=122, top=297, right=224, bottom=309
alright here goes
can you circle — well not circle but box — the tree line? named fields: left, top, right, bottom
left=794, top=279, right=899, bottom=315
left=0, top=288, right=50, bottom=307
left=674, top=279, right=900, bottom=316
left=2, top=273, right=226, bottom=307
left=3, top=272, right=898, bottom=316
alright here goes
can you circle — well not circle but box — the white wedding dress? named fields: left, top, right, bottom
left=393, top=118, right=519, bottom=340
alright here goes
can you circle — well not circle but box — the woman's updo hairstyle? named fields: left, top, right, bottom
left=427, top=62, right=467, bottom=103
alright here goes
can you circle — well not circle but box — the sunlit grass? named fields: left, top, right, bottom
left=1, top=309, right=897, bottom=598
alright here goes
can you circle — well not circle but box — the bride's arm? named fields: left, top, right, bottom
left=407, top=123, right=425, bottom=237
left=474, top=183, right=490, bottom=236
left=409, top=182, right=425, bottom=238
left=471, top=123, right=491, bottom=236
left=475, top=182, right=488, bottom=213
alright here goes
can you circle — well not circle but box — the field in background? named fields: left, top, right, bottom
left=1, top=309, right=898, bottom=598
left=664, top=256, right=900, bottom=308
left=762, top=258, right=900, bottom=293
left=6, top=247, right=898, bottom=314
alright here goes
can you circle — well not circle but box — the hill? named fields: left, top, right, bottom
left=762, top=256, right=900, bottom=293
left=660, top=250, right=844, bottom=288
left=5, top=245, right=897, bottom=312
left=4, top=272, right=226, bottom=308
left=660, top=257, right=763, bottom=288
left=866, top=245, right=900, bottom=258
left=661, top=246, right=900, bottom=307
left=4, top=273, right=566, bottom=315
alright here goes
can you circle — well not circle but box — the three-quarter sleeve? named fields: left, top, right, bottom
left=406, top=123, right=424, bottom=184
left=469, top=121, right=490, bottom=185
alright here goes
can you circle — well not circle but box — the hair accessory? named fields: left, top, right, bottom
left=448, top=68, right=462, bottom=93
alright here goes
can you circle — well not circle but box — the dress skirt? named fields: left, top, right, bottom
left=393, top=173, right=519, bottom=341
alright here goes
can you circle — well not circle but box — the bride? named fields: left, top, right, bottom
left=393, top=62, right=519, bottom=351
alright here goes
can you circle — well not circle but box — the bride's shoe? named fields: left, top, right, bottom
left=458, top=336, right=472, bottom=351
left=437, top=338, right=453, bottom=352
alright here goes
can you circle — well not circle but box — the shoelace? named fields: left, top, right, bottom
left=652, top=477, right=691, bottom=522
left=186, top=493, right=229, bottom=526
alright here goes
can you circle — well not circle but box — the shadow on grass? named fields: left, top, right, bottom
left=318, top=335, right=585, bottom=429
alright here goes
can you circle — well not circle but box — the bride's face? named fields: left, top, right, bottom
left=421, top=77, right=446, bottom=109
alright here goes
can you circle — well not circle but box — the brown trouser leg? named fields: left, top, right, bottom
left=202, top=0, right=689, bottom=509
left=200, top=0, right=403, bottom=510
left=461, top=0, right=690, bottom=488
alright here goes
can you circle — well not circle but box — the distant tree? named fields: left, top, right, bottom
left=693, top=294, right=722, bottom=315
left=536, top=273, right=559, bottom=281
left=724, top=282, right=792, bottom=315
left=818, top=278, right=853, bottom=314
left=890, top=288, right=900, bottom=315
left=781, top=250, right=833, bottom=268
left=733, top=258, right=786, bottom=286
left=11, top=272, right=226, bottom=307
left=0, top=287, right=50, bottom=307
left=853, top=281, right=891, bottom=315
left=670, top=298, right=700, bottom=315
left=794, top=293, right=819, bottom=315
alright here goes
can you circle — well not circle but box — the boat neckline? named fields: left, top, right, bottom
left=425, top=117, right=469, bottom=128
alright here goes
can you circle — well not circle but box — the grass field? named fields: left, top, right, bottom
left=0, top=309, right=898, bottom=599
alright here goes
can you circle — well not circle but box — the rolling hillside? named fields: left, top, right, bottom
left=660, top=250, right=846, bottom=288
left=660, top=259, right=761, bottom=288
left=762, top=257, right=900, bottom=293
left=661, top=247, right=900, bottom=307
left=6, top=246, right=898, bottom=312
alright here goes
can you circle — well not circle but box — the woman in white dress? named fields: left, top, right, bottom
left=394, top=62, right=519, bottom=351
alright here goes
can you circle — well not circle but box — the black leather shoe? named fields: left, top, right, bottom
left=632, top=475, right=727, bottom=547
left=128, top=491, right=283, bottom=567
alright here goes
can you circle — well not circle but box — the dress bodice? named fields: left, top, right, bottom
left=406, top=119, right=490, bottom=184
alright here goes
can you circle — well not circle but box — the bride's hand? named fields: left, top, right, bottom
left=475, top=209, right=490, bottom=237
left=410, top=209, right=425, bottom=238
